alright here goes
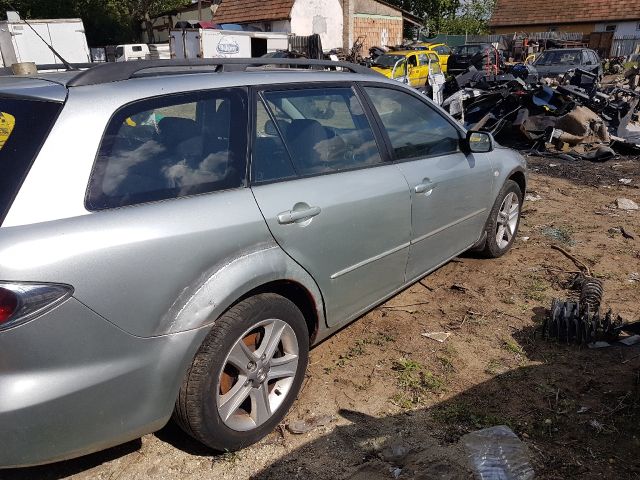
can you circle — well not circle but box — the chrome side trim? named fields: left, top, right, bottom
left=314, top=242, right=477, bottom=345
left=411, top=208, right=486, bottom=246
left=330, top=242, right=410, bottom=279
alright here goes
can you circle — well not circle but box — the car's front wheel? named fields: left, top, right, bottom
left=480, top=179, right=523, bottom=258
left=173, top=293, right=309, bottom=451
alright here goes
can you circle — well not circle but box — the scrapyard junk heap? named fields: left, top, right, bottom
left=441, top=63, right=640, bottom=161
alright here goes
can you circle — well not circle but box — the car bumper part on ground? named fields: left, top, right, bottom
left=0, top=297, right=206, bottom=468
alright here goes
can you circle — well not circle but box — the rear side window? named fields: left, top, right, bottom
left=87, top=88, right=247, bottom=210
left=365, top=87, right=459, bottom=160
left=0, top=98, right=62, bottom=225
left=259, top=87, right=382, bottom=176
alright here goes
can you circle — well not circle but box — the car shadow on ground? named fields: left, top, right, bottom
left=0, top=439, right=142, bottom=480
left=3, top=308, right=639, bottom=479
left=249, top=310, right=640, bottom=479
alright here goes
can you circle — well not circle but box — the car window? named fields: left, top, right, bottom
left=0, top=98, right=62, bottom=225
left=261, top=87, right=382, bottom=176
left=365, top=86, right=460, bottom=160
left=582, top=51, right=592, bottom=65
left=252, top=99, right=297, bottom=183
left=418, top=53, right=429, bottom=65
left=535, top=50, right=581, bottom=66
left=87, top=88, right=247, bottom=210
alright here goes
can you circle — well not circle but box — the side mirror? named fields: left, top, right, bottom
left=462, top=130, right=493, bottom=153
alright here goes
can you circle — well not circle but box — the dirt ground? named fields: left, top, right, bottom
left=3, top=155, right=640, bottom=480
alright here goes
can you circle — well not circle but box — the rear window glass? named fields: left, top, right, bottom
left=535, top=50, right=581, bottom=66
left=0, top=98, right=61, bottom=225
left=87, top=88, right=247, bottom=210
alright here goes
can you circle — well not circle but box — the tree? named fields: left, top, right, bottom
left=384, top=0, right=496, bottom=36
left=383, top=0, right=461, bottom=34
left=0, top=0, right=191, bottom=45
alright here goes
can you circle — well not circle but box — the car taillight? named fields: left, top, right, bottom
left=0, top=287, right=18, bottom=323
left=0, top=282, right=73, bottom=330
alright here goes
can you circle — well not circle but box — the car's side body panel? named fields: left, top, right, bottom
left=0, top=69, right=527, bottom=468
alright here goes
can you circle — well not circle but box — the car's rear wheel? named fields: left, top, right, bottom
left=479, top=179, right=523, bottom=258
left=173, top=293, right=308, bottom=451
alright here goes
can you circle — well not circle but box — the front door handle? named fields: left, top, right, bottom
left=414, top=182, right=436, bottom=196
left=277, top=206, right=321, bottom=225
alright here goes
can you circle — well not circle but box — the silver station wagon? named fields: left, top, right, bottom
left=0, top=59, right=526, bottom=467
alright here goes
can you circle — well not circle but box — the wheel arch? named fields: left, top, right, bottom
left=158, top=244, right=325, bottom=338
left=237, top=280, right=320, bottom=345
left=508, top=169, right=527, bottom=196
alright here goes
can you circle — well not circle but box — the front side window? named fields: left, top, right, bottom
left=260, top=87, right=382, bottom=176
left=87, top=88, right=247, bottom=210
left=365, top=87, right=459, bottom=160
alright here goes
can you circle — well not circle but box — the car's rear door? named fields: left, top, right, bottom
left=250, top=84, right=411, bottom=327
left=362, top=84, right=495, bottom=281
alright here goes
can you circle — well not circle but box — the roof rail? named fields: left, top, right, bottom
left=0, top=63, right=95, bottom=76
left=66, top=58, right=377, bottom=87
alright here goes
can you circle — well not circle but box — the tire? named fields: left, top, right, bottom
left=479, top=180, right=523, bottom=258
left=173, top=293, right=309, bottom=451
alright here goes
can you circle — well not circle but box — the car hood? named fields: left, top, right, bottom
left=370, top=66, right=395, bottom=78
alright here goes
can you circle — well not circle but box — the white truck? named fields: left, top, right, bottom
left=170, top=29, right=289, bottom=59
left=114, top=43, right=171, bottom=62
left=0, top=15, right=91, bottom=67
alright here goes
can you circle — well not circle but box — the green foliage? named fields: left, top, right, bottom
left=385, top=0, right=496, bottom=36
left=0, top=0, right=190, bottom=44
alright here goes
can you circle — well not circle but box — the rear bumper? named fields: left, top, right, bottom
left=0, top=297, right=206, bottom=468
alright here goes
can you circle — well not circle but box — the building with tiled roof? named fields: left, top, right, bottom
left=211, top=0, right=422, bottom=51
left=490, top=0, right=640, bottom=37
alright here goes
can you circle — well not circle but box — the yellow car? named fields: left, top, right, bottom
left=371, top=50, right=442, bottom=88
left=415, top=43, right=452, bottom=73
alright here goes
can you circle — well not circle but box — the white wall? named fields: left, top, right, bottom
left=290, top=0, right=344, bottom=50
left=595, top=20, right=640, bottom=38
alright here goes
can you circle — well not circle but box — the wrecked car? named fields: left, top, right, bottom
left=370, top=50, right=446, bottom=103
left=447, top=43, right=504, bottom=77
left=533, top=48, right=602, bottom=79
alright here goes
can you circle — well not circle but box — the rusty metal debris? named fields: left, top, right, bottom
left=442, top=63, right=640, bottom=160
left=542, top=274, right=640, bottom=344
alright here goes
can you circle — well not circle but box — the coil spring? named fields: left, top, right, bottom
left=543, top=298, right=621, bottom=345
left=579, top=277, right=604, bottom=313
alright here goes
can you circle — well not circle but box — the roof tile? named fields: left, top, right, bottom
left=213, top=0, right=295, bottom=24
left=490, top=0, right=640, bottom=26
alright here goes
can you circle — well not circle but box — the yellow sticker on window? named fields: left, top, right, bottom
left=0, top=112, right=16, bottom=151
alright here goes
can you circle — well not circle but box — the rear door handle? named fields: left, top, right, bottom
left=414, top=182, right=436, bottom=196
left=277, top=206, right=321, bottom=225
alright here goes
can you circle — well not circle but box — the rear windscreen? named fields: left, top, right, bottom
left=0, top=98, right=62, bottom=226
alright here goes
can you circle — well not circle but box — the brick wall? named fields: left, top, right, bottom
left=353, top=16, right=403, bottom=52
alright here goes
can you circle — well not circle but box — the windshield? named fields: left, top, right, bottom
left=373, top=54, right=406, bottom=68
left=535, top=50, right=581, bottom=66
left=0, top=98, right=62, bottom=225
left=453, top=44, right=486, bottom=56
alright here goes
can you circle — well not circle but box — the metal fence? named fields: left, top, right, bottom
left=611, top=35, right=640, bottom=56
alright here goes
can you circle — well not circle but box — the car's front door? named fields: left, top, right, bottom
left=363, top=85, right=495, bottom=281
left=250, top=85, right=412, bottom=327
left=407, top=54, right=426, bottom=87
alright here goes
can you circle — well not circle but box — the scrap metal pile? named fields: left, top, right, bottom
left=441, top=65, right=640, bottom=160
left=542, top=273, right=640, bottom=345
